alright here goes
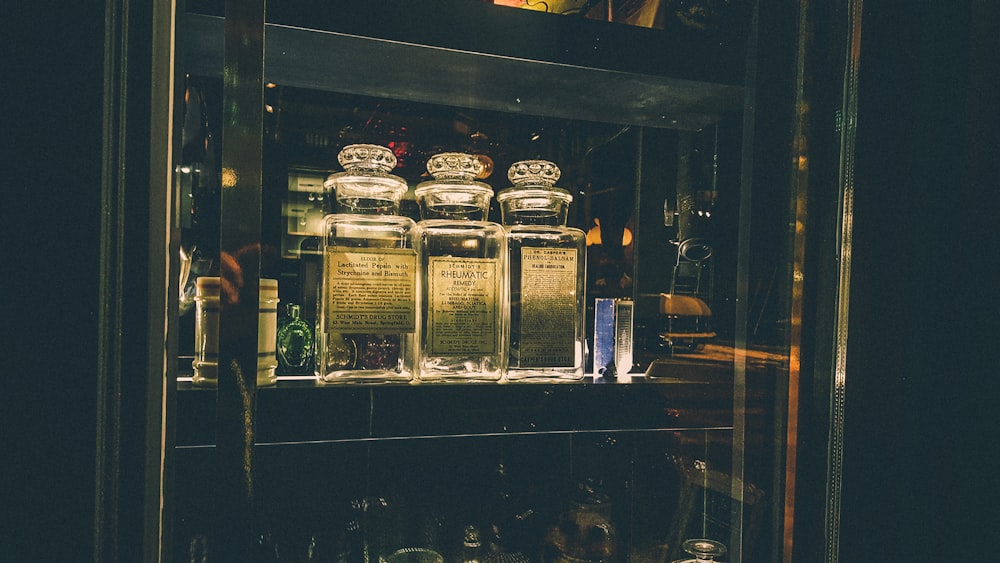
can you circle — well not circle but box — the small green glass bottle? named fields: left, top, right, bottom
left=277, top=303, right=314, bottom=374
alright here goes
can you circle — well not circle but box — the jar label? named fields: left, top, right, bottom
left=427, top=257, right=500, bottom=355
left=324, top=248, right=417, bottom=333
left=517, top=247, right=577, bottom=366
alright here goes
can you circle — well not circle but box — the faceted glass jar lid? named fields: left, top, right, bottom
left=497, top=159, right=573, bottom=226
left=497, top=159, right=573, bottom=204
left=324, top=144, right=408, bottom=212
left=414, top=152, right=494, bottom=220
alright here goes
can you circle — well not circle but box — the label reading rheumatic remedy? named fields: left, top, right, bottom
left=324, top=248, right=417, bottom=332
left=427, top=257, right=499, bottom=355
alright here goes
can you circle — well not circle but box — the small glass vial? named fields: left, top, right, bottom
left=497, top=160, right=586, bottom=381
left=276, top=303, right=313, bottom=374
left=316, top=144, right=418, bottom=383
left=414, top=152, right=505, bottom=382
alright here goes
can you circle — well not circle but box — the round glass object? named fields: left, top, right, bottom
left=324, top=144, right=408, bottom=215
left=672, top=539, right=727, bottom=563
left=415, top=153, right=494, bottom=220
left=497, top=159, right=573, bottom=226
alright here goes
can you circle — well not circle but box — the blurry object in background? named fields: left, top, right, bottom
left=457, top=525, right=485, bottom=563
left=178, top=77, right=221, bottom=259
left=283, top=169, right=333, bottom=260
left=585, top=218, right=633, bottom=247
left=542, top=479, right=618, bottom=563
left=491, top=0, right=668, bottom=29
left=489, top=0, right=736, bottom=31
left=656, top=293, right=715, bottom=353
left=650, top=127, right=717, bottom=355
left=179, top=245, right=214, bottom=316
left=385, top=547, right=444, bottom=563
left=667, top=0, right=731, bottom=31
left=664, top=457, right=763, bottom=561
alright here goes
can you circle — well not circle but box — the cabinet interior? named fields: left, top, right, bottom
left=171, top=3, right=794, bottom=562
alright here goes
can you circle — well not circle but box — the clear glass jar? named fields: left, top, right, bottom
left=497, top=160, right=586, bottom=381
left=414, top=152, right=506, bottom=382
left=316, top=144, right=417, bottom=383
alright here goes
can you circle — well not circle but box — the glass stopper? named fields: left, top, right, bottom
left=508, top=159, right=560, bottom=187
left=426, top=152, right=484, bottom=180
left=463, top=525, right=481, bottom=548
left=337, top=144, right=397, bottom=173
left=682, top=539, right=727, bottom=561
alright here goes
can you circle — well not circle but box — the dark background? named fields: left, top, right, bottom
left=843, top=1, right=999, bottom=561
left=3, top=1, right=997, bottom=560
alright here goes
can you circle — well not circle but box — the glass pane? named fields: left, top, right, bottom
left=167, top=1, right=805, bottom=561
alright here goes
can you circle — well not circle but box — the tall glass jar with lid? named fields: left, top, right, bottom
left=316, top=144, right=418, bottom=383
left=414, top=153, right=506, bottom=382
left=497, top=160, right=586, bottom=381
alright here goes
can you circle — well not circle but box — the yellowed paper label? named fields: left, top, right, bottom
left=518, top=247, right=576, bottom=366
left=428, top=257, right=499, bottom=355
left=324, top=248, right=417, bottom=332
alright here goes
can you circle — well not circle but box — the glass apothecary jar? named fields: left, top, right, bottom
left=316, top=144, right=418, bottom=384
left=414, top=152, right=506, bottom=382
left=497, top=160, right=586, bottom=381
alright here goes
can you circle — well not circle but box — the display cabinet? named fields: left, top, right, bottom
left=118, top=1, right=862, bottom=561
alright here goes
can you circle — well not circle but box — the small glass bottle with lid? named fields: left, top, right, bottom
left=414, top=152, right=506, bottom=382
left=316, top=144, right=418, bottom=383
left=458, top=525, right=485, bottom=563
left=276, top=302, right=313, bottom=374
left=497, top=160, right=586, bottom=381
left=671, top=539, right=726, bottom=563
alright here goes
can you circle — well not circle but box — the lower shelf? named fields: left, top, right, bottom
left=174, top=354, right=784, bottom=447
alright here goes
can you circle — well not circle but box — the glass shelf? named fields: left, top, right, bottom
left=174, top=346, right=787, bottom=447
left=180, top=11, right=744, bottom=131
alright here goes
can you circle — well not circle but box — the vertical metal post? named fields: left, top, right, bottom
left=825, top=1, right=864, bottom=561
left=730, top=2, right=760, bottom=561
left=216, top=0, right=265, bottom=560
left=782, top=1, right=811, bottom=560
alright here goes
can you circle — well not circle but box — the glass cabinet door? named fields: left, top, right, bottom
left=154, top=1, right=861, bottom=562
